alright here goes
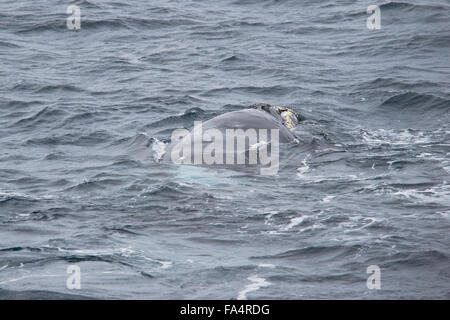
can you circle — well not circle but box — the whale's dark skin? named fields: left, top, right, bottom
left=197, top=108, right=297, bottom=142
left=163, top=103, right=300, bottom=165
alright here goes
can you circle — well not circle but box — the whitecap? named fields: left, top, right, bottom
left=237, top=275, right=271, bottom=300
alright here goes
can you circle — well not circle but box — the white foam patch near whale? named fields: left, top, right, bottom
left=237, top=275, right=271, bottom=300
left=359, top=128, right=433, bottom=146
left=144, top=257, right=173, bottom=269
left=54, top=246, right=135, bottom=256
left=258, top=264, right=275, bottom=268
left=322, top=195, right=336, bottom=203
left=249, top=140, right=268, bottom=151
left=174, top=165, right=241, bottom=186
left=151, top=138, right=167, bottom=162
left=296, top=158, right=310, bottom=178
left=280, top=216, right=307, bottom=231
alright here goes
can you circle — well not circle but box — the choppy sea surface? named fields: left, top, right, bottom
left=0, top=0, right=449, bottom=299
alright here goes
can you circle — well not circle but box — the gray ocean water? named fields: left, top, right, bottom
left=0, top=0, right=449, bottom=299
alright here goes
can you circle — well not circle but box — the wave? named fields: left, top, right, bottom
left=14, top=16, right=203, bottom=33
left=379, top=92, right=450, bottom=113
left=0, top=40, right=20, bottom=48
left=34, top=84, right=84, bottom=94
left=139, top=183, right=191, bottom=199
left=63, top=178, right=124, bottom=192
left=0, top=192, right=41, bottom=205
left=377, top=249, right=449, bottom=268
left=12, top=106, right=66, bottom=128
left=405, top=34, right=450, bottom=49
left=0, top=288, right=94, bottom=300
left=313, top=1, right=450, bottom=25
left=355, top=77, right=440, bottom=91
left=379, top=1, right=450, bottom=12
left=143, top=107, right=216, bottom=131
left=25, top=130, right=113, bottom=146
left=58, top=111, right=111, bottom=128
left=203, top=85, right=299, bottom=97
left=250, top=245, right=363, bottom=261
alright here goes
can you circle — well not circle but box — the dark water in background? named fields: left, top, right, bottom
left=0, top=0, right=449, bottom=299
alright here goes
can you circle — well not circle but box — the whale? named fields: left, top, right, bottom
left=162, top=103, right=301, bottom=174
